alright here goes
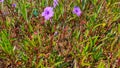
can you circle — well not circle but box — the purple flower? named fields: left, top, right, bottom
left=12, top=4, right=16, bottom=7
left=53, top=0, right=58, bottom=8
left=73, top=6, right=82, bottom=16
left=42, top=7, right=54, bottom=20
left=0, top=0, right=4, bottom=2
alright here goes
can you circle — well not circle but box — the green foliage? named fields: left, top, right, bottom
left=0, top=0, right=120, bottom=67
left=0, top=30, right=14, bottom=55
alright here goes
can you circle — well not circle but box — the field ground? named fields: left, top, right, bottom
left=0, top=0, right=120, bottom=68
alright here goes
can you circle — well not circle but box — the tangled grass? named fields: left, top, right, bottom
left=0, top=0, right=120, bottom=68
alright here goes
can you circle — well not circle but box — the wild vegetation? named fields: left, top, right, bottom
left=0, top=0, right=120, bottom=68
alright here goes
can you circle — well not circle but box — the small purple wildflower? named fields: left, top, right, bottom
left=73, top=6, right=82, bottom=16
left=0, top=0, right=4, bottom=2
left=42, top=7, right=54, bottom=20
left=12, top=4, right=16, bottom=7
left=53, top=0, right=58, bottom=8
